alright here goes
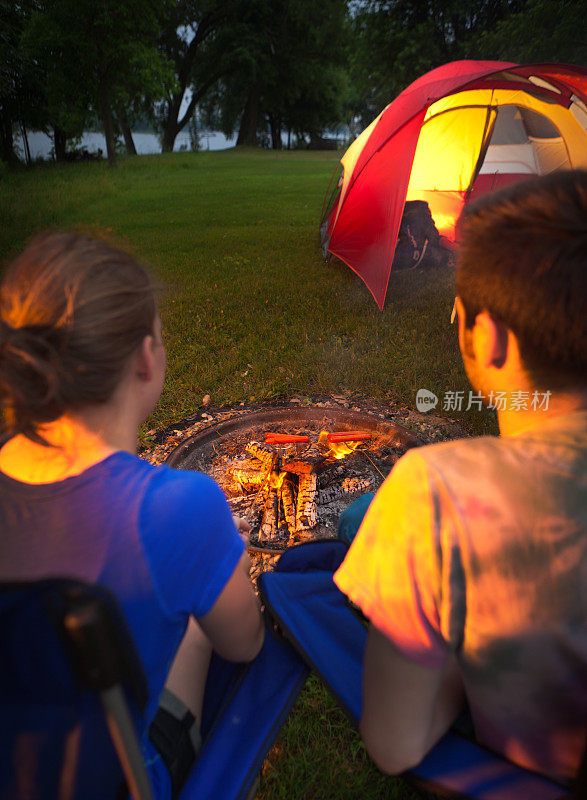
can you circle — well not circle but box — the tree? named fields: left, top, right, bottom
left=20, top=2, right=92, bottom=161
left=259, top=0, right=350, bottom=149
left=479, top=0, right=587, bottom=64
left=201, top=0, right=350, bottom=149
left=21, top=0, right=171, bottom=165
left=157, top=0, right=246, bottom=152
left=0, top=0, right=46, bottom=164
left=348, top=0, right=530, bottom=125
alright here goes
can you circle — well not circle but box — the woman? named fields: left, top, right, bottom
left=0, top=231, right=264, bottom=798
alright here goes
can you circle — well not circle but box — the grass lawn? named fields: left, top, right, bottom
left=0, top=148, right=498, bottom=799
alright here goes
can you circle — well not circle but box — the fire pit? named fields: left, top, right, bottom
left=165, top=405, right=423, bottom=553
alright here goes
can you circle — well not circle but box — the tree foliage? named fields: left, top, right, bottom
left=197, top=0, right=349, bottom=148
left=0, top=0, right=46, bottom=163
left=479, top=0, right=587, bottom=65
left=348, top=0, right=584, bottom=126
left=3, top=0, right=584, bottom=165
left=156, top=0, right=240, bottom=152
left=349, top=0, right=520, bottom=119
left=6, top=0, right=171, bottom=163
left=258, top=0, right=350, bottom=147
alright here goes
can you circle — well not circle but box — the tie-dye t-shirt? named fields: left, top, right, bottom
left=334, top=410, right=587, bottom=783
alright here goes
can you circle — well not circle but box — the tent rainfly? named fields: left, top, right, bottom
left=321, top=61, right=587, bottom=309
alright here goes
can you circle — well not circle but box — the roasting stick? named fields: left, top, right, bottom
left=265, top=433, right=310, bottom=443
left=327, top=431, right=372, bottom=442
left=265, top=431, right=372, bottom=444
left=358, top=449, right=386, bottom=480
left=247, top=544, right=289, bottom=555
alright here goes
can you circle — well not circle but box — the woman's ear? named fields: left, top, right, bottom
left=135, top=334, right=155, bottom=382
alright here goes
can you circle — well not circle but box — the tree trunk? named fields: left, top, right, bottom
left=0, top=114, right=17, bottom=163
left=99, top=83, right=116, bottom=166
left=160, top=75, right=220, bottom=152
left=53, top=126, right=67, bottom=161
left=20, top=122, right=31, bottom=165
left=161, top=114, right=179, bottom=153
left=117, top=107, right=136, bottom=155
left=237, top=87, right=259, bottom=147
left=269, top=114, right=282, bottom=150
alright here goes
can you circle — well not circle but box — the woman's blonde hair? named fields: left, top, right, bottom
left=0, top=231, right=157, bottom=443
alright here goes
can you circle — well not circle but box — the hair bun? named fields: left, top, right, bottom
left=0, top=317, right=14, bottom=346
left=0, top=320, right=67, bottom=429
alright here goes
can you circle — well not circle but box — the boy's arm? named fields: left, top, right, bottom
left=360, top=623, right=464, bottom=775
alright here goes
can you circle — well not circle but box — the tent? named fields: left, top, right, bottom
left=321, top=61, right=587, bottom=309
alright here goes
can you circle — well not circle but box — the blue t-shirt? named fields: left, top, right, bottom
left=0, top=451, right=244, bottom=797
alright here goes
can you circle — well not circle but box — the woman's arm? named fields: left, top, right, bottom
left=197, top=550, right=265, bottom=662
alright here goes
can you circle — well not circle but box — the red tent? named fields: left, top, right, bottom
left=321, top=61, right=587, bottom=309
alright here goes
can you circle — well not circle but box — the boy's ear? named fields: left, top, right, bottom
left=454, top=296, right=467, bottom=354
left=473, top=312, right=509, bottom=369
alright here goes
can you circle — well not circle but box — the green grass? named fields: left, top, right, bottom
left=0, top=149, right=497, bottom=438
left=259, top=675, right=420, bottom=800
left=0, top=148, right=497, bottom=799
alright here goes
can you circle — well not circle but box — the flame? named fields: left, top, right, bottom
left=269, top=470, right=287, bottom=490
left=328, top=440, right=363, bottom=460
left=317, top=430, right=363, bottom=461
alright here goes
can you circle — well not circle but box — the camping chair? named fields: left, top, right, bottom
left=259, top=540, right=586, bottom=800
left=0, top=578, right=309, bottom=800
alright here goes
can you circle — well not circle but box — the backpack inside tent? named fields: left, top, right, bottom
left=321, top=61, right=587, bottom=308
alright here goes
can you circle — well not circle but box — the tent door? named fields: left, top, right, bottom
left=465, top=105, right=498, bottom=201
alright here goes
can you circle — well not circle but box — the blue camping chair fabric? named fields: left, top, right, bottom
left=182, top=631, right=308, bottom=800
left=259, top=540, right=580, bottom=800
left=0, top=578, right=153, bottom=799
left=0, top=578, right=308, bottom=800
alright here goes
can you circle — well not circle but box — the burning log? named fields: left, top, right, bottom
left=317, top=463, right=345, bottom=487
left=245, top=442, right=276, bottom=471
left=318, top=476, right=374, bottom=504
left=280, top=460, right=314, bottom=475
left=251, top=480, right=270, bottom=517
left=227, top=465, right=266, bottom=492
left=259, top=488, right=278, bottom=540
left=342, top=476, right=372, bottom=494
left=296, top=473, right=317, bottom=530
left=281, top=479, right=297, bottom=532
left=282, top=444, right=324, bottom=474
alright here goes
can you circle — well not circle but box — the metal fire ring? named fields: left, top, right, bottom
left=165, top=403, right=423, bottom=470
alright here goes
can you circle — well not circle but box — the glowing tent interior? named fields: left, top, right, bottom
left=320, top=61, right=587, bottom=309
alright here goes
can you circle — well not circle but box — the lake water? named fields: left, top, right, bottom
left=14, top=129, right=236, bottom=161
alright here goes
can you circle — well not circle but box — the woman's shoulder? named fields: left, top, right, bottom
left=137, top=459, right=228, bottom=519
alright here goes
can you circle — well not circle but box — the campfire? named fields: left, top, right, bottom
left=205, top=423, right=419, bottom=551
left=225, top=431, right=377, bottom=545
left=161, top=404, right=424, bottom=553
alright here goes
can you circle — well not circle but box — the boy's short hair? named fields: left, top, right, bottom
left=456, top=170, right=587, bottom=391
